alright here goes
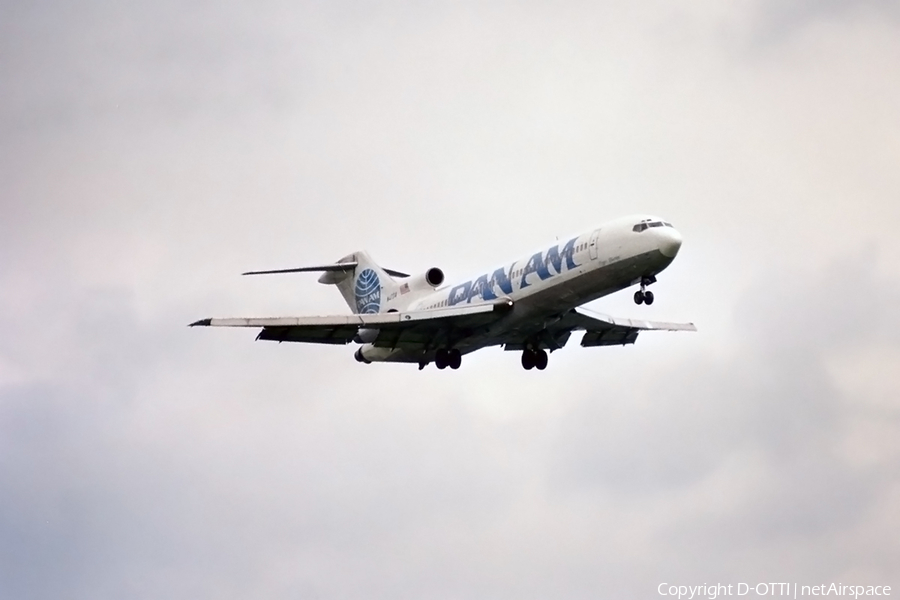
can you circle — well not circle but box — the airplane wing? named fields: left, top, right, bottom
left=563, top=306, right=696, bottom=347
left=503, top=306, right=696, bottom=351
left=189, top=299, right=513, bottom=348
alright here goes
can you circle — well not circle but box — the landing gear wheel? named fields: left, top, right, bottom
left=634, top=290, right=644, bottom=305
left=435, top=349, right=448, bottom=370
left=521, top=349, right=535, bottom=370
left=448, top=348, right=462, bottom=370
left=643, top=290, right=654, bottom=305
left=534, top=349, right=548, bottom=370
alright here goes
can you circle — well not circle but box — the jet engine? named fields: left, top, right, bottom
left=353, top=328, right=379, bottom=344
left=354, top=347, right=371, bottom=363
left=354, top=344, right=395, bottom=363
left=406, top=267, right=444, bottom=291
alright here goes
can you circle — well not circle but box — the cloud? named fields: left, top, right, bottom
left=750, top=0, right=900, bottom=44
left=1, top=0, right=899, bottom=597
left=551, top=255, right=900, bottom=584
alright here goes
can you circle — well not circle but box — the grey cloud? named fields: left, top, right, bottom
left=0, top=281, right=530, bottom=598
left=751, top=0, right=900, bottom=44
left=0, top=0, right=313, bottom=134
left=2, top=0, right=899, bottom=597
left=552, top=256, right=900, bottom=581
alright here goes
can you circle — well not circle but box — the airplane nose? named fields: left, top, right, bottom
left=658, top=228, right=682, bottom=258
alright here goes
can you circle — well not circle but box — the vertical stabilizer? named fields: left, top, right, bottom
left=317, top=251, right=401, bottom=314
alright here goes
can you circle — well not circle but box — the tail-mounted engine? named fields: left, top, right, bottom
left=354, top=347, right=372, bottom=363
left=407, top=267, right=444, bottom=292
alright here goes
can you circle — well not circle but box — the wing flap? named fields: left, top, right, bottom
left=580, top=328, right=641, bottom=347
left=256, top=325, right=358, bottom=344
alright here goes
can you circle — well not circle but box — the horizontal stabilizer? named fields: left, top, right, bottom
left=383, top=268, right=410, bottom=278
left=241, top=262, right=409, bottom=278
left=242, top=262, right=357, bottom=276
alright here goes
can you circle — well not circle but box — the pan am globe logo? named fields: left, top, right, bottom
left=354, top=268, right=381, bottom=314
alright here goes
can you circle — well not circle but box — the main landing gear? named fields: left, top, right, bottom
left=521, top=348, right=548, bottom=370
left=634, top=276, right=655, bottom=305
left=434, top=348, right=462, bottom=370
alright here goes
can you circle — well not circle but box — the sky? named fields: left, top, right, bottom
left=1, top=1, right=899, bottom=598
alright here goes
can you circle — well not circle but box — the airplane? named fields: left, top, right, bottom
left=190, top=214, right=696, bottom=370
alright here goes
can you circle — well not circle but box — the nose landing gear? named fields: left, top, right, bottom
left=634, top=276, right=656, bottom=305
left=634, top=290, right=654, bottom=305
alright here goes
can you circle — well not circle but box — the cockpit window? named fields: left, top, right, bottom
left=633, top=219, right=673, bottom=232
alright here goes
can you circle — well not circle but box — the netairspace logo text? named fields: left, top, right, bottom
left=658, top=583, right=892, bottom=599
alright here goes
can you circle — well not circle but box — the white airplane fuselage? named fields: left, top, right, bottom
left=359, top=214, right=683, bottom=363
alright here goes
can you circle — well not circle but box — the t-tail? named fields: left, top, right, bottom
left=242, top=251, right=409, bottom=314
